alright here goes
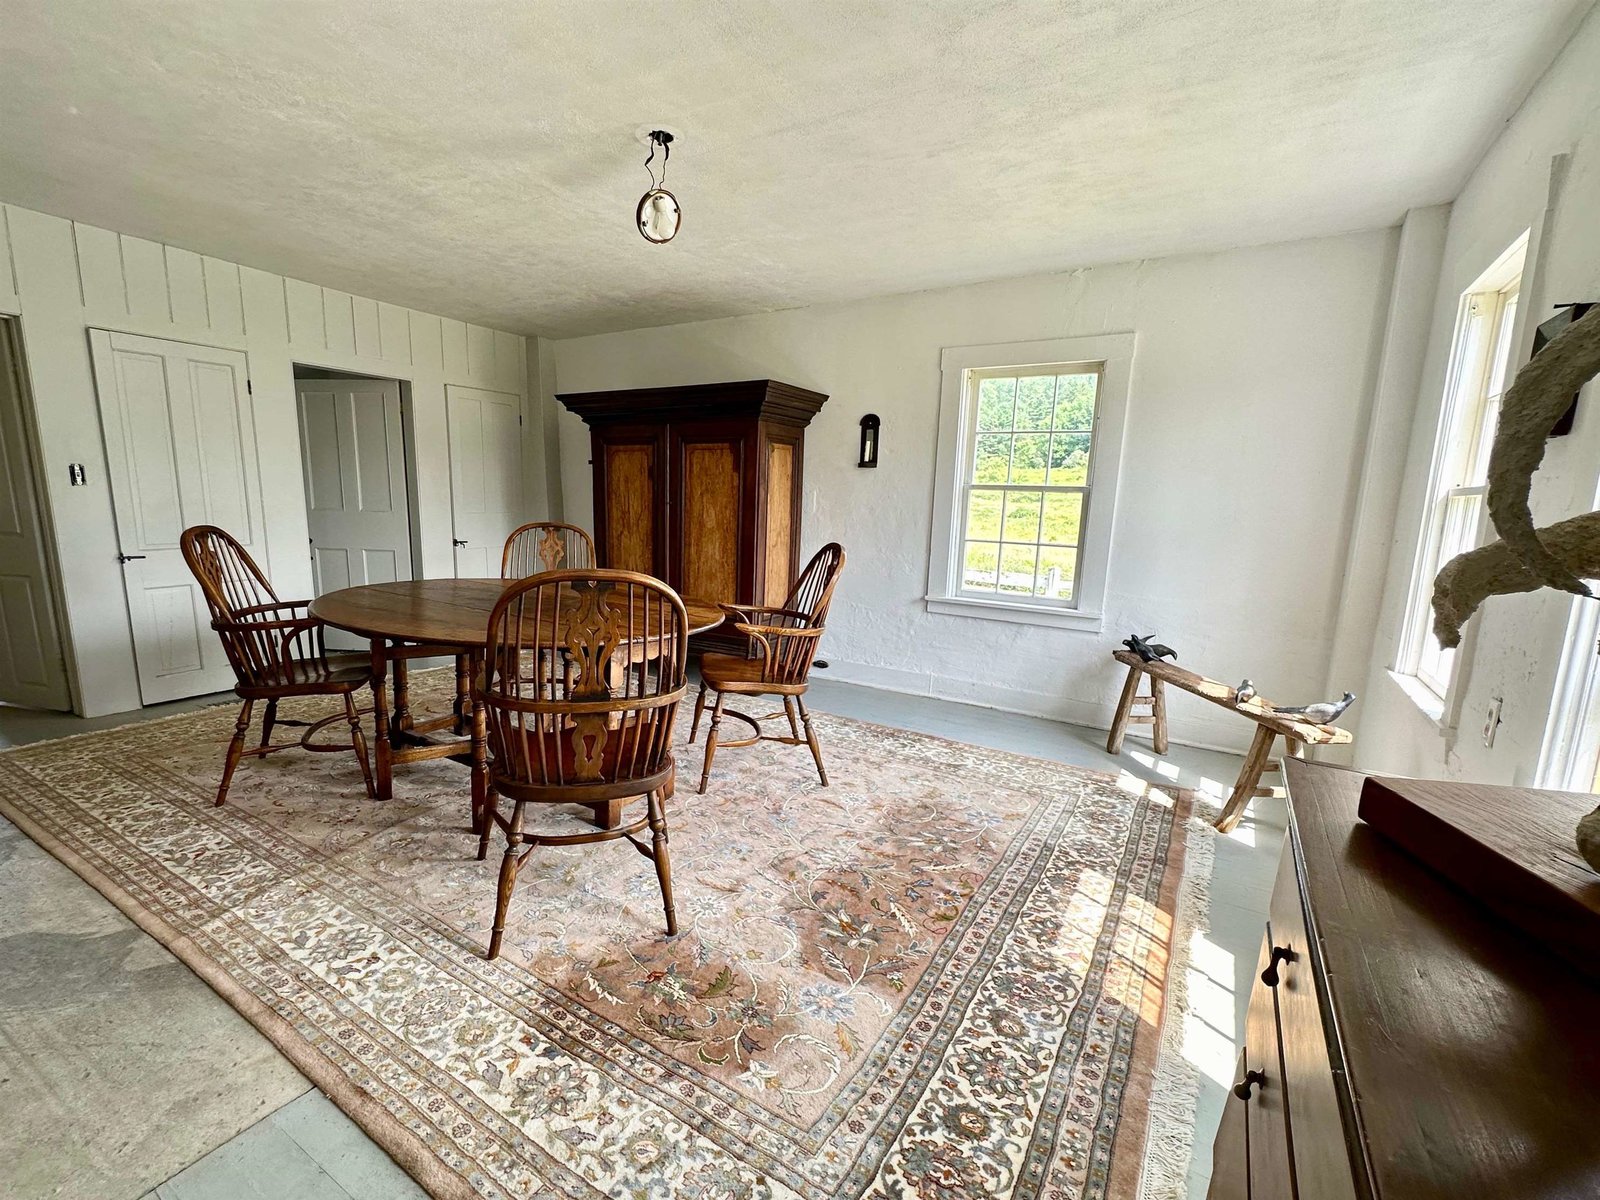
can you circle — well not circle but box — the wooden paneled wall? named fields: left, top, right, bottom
left=0, top=201, right=533, bottom=716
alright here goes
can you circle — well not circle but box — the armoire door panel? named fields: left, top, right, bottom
left=763, top=440, right=795, bottom=606
left=678, top=440, right=741, bottom=603
left=603, top=442, right=658, bottom=574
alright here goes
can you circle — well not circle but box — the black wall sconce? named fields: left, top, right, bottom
left=858, top=413, right=880, bottom=468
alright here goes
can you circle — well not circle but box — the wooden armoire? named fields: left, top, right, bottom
left=557, top=380, right=828, bottom=651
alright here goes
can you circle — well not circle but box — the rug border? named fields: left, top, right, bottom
left=0, top=790, right=476, bottom=1200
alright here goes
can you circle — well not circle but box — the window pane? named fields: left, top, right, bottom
left=1487, top=293, right=1519, bottom=398
left=977, top=378, right=1016, bottom=431
left=1042, top=493, right=1082, bottom=546
left=1002, top=490, right=1042, bottom=542
left=1052, top=374, right=1098, bottom=431
left=1048, top=432, right=1092, bottom=485
left=974, top=434, right=1010, bottom=483
left=964, top=489, right=1002, bottom=541
left=999, top=543, right=1037, bottom=595
left=962, top=542, right=999, bottom=591
left=1036, top=546, right=1077, bottom=600
left=1438, top=493, right=1483, bottom=566
left=1015, top=375, right=1054, bottom=429
left=1010, top=434, right=1049, bottom=483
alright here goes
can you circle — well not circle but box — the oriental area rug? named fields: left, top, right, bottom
left=0, top=672, right=1213, bottom=1200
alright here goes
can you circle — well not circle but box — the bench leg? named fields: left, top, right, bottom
left=1151, top=677, right=1169, bottom=755
left=1107, top=663, right=1143, bottom=754
left=1217, top=725, right=1278, bottom=834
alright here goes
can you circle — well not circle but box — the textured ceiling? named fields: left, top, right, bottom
left=0, top=1, right=1589, bottom=337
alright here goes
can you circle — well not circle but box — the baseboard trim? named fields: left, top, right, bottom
left=814, top=659, right=1249, bottom=756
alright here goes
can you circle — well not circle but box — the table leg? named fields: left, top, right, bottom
left=590, top=799, right=623, bottom=830
left=1216, top=726, right=1277, bottom=834
left=1151, top=677, right=1169, bottom=755
left=454, top=654, right=470, bottom=735
left=390, top=655, right=413, bottom=745
left=470, top=649, right=489, bottom=835
left=1107, top=663, right=1143, bottom=754
left=368, top=637, right=393, bottom=800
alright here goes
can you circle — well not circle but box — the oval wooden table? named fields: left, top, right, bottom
left=309, top=578, right=724, bottom=827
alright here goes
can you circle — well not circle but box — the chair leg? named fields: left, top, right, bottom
left=216, top=699, right=255, bottom=807
left=698, top=691, right=726, bottom=793
left=344, top=692, right=375, bottom=799
left=784, top=696, right=802, bottom=742
left=797, top=695, right=828, bottom=786
left=477, top=785, right=498, bottom=861
left=647, top=787, right=677, bottom=936
left=487, top=801, right=525, bottom=961
left=258, top=698, right=278, bottom=749
left=689, top=679, right=709, bottom=743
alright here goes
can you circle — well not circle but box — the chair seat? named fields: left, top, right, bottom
left=236, top=658, right=373, bottom=698
left=699, top=651, right=805, bottom=695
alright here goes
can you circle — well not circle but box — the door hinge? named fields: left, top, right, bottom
left=246, top=378, right=253, bottom=395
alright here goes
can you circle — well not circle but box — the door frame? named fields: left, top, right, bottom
left=291, top=365, right=422, bottom=587
left=0, top=315, right=78, bottom=712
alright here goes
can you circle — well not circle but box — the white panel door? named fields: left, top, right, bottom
left=297, top=378, right=412, bottom=649
left=446, top=385, right=522, bottom=578
left=0, top=323, right=72, bottom=710
left=89, top=329, right=265, bottom=704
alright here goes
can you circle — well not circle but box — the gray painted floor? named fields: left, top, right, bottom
left=0, top=676, right=1283, bottom=1200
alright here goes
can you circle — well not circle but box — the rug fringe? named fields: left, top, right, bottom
left=1137, top=797, right=1219, bottom=1200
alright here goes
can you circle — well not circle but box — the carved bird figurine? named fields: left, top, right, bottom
left=1271, top=692, right=1356, bottom=726
left=1234, top=679, right=1257, bottom=705
left=1123, top=634, right=1177, bottom=663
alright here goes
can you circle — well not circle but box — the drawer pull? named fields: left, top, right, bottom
left=1232, top=1069, right=1267, bottom=1101
left=1261, top=944, right=1298, bottom=987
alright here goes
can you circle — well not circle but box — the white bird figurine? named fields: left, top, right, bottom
left=1234, top=678, right=1257, bottom=705
left=1270, top=692, right=1356, bottom=726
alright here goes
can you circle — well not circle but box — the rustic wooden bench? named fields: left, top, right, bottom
left=1106, top=649, right=1353, bottom=833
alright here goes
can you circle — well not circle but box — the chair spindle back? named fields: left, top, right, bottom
left=502, top=522, right=597, bottom=578
left=180, top=525, right=314, bottom=687
left=482, top=570, right=686, bottom=790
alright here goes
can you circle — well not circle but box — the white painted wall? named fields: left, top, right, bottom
left=1355, top=7, right=1600, bottom=783
left=549, top=230, right=1400, bottom=751
left=0, top=201, right=534, bottom=718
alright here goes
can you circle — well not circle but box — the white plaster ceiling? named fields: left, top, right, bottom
left=0, top=1, right=1590, bottom=337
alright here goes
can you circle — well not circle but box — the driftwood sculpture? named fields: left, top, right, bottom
left=1429, top=303, right=1600, bottom=871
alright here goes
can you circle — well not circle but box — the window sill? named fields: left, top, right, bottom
left=924, top=594, right=1103, bottom=631
left=1387, top=669, right=1448, bottom=726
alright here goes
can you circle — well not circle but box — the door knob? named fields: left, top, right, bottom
left=453, top=539, right=468, bottom=547
left=1261, top=944, right=1297, bottom=987
left=117, top=553, right=147, bottom=563
left=1232, top=1069, right=1267, bottom=1101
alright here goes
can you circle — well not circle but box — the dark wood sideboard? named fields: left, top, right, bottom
left=557, top=380, right=827, bottom=653
left=1209, top=759, right=1600, bottom=1200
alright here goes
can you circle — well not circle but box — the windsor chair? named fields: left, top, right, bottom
left=180, top=525, right=376, bottom=806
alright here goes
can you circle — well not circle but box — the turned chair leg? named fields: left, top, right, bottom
left=487, top=801, right=525, bottom=960
left=797, top=695, right=828, bottom=786
left=477, top=785, right=498, bottom=861
left=453, top=654, right=471, bottom=735
left=258, top=698, right=278, bottom=749
left=698, top=692, right=727, bottom=793
left=344, top=692, right=375, bottom=799
left=784, top=696, right=802, bottom=741
left=689, top=680, right=709, bottom=743
left=647, top=787, right=677, bottom=936
left=216, top=699, right=255, bottom=807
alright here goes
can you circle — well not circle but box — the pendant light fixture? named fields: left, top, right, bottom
left=637, top=129, right=681, bottom=244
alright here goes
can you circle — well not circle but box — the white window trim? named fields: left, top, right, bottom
left=926, top=333, right=1134, bottom=630
left=1394, top=233, right=1527, bottom=723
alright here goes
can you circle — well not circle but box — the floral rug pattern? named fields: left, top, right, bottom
left=0, top=674, right=1196, bottom=1199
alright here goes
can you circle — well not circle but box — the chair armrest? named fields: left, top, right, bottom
left=717, top=602, right=811, bottom=624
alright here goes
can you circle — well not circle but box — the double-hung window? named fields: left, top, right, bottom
left=928, top=335, right=1133, bottom=629
left=1399, top=235, right=1525, bottom=706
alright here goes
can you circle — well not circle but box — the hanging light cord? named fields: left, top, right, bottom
left=644, top=131, right=671, bottom=190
